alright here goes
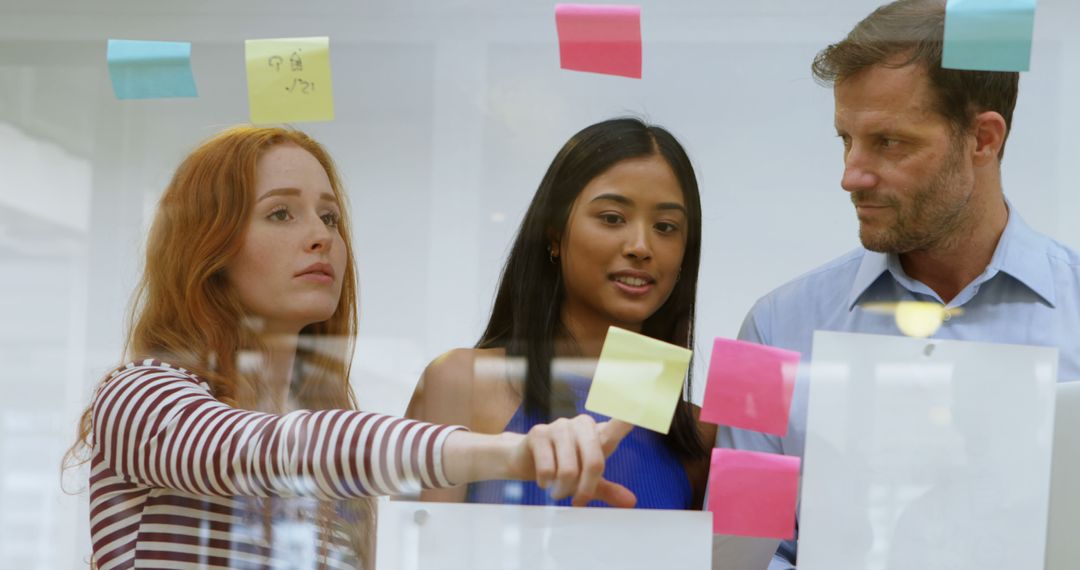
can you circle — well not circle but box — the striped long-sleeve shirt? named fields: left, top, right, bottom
left=89, top=360, right=464, bottom=569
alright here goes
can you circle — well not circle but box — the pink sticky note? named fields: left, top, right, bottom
left=701, top=338, right=799, bottom=436
left=708, top=449, right=800, bottom=539
left=554, top=4, right=642, bottom=79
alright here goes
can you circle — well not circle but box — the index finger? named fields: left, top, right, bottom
left=570, top=417, right=604, bottom=506
left=597, top=419, right=634, bottom=456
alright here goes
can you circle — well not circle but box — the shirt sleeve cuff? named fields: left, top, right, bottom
left=431, top=424, right=468, bottom=488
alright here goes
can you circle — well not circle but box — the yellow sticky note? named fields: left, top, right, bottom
left=584, top=326, right=692, bottom=434
left=245, top=37, right=334, bottom=124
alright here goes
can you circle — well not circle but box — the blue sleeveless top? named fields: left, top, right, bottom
left=466, top=374, right=693, bottom=509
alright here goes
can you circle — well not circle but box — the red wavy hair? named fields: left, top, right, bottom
left=67, top=125, right=370, bottom=564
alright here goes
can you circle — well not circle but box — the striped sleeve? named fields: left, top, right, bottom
left=90, top=361, right=465, bottom=499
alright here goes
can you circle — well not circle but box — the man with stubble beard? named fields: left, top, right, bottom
left=717, top=1, right=1080, bottom=568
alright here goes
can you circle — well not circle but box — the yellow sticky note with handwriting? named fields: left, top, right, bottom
left=584, top=326, right=692, bottom=434
left=245, top=37, right=334, bottom=124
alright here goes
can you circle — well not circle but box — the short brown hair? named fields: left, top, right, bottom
left=812, top=0, right=1019, bottom=159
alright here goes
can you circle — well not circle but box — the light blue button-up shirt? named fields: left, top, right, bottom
left=718, top=206, right=1080, bottom=569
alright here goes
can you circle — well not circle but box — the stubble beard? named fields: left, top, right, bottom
left=856, top=145, right=973, bottom=255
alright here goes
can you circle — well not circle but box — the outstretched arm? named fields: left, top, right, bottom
left=94, top=361, right=635, bottom=506
left=92, top=363, right=463, bottom=498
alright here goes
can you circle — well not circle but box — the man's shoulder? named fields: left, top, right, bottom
left=739, top=248, right=869, bottom=347
left=1021, top=226, right=1080, bottom=298
left=1009, top=210, right=1080, bottom=275
left=1043, top=236, right=1080, bottom=271
left=752, top=247, right=868, bottom=312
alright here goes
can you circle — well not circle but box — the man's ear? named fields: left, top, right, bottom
left=972, top=111, right=1007, bottom=166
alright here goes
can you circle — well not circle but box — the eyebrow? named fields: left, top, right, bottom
left=836, top=126, right=913, bottom=140
left=256, top=187, right=338, bottom=204
left=590, top=192, right=687, bottom=215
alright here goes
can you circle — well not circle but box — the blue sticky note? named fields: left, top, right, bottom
left=107, top=39, right=198, bottom=100
left=942, top=0, right=1036, bottom=72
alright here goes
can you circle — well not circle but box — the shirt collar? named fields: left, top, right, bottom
left=985, top=205, right=1056, bottom=307
left=847, top=249, right=890, bottom=310
left=846, top=201, right=1056, bottom=310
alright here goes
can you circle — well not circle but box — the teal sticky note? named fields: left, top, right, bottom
left=942, top=0, right=1036, bottom=72
left=107, top=39, right=198, bottom=99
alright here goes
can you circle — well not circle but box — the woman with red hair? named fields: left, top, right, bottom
left=67, top=126, right=632, bottom=569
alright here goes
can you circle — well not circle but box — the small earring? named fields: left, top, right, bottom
left=547, top=245, right=558, bottom=264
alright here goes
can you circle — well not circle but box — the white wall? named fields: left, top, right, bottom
left=1, top=0, right=1078, bottom=567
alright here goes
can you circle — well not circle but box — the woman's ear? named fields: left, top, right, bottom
left=546, top=228, right=561, bottom=259
left=546, top=241, right=560, bottom=264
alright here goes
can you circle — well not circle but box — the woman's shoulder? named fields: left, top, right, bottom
left=409, top=347, right=518, bottom=431
left=100, top=359, right=209, bottom=392
left=110, top=358, right=201, bottom=378
left=420, top=347, right=508, bottom=389
left=89, top=359, right=216, bottom=416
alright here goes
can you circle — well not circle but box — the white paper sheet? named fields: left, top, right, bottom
left=1045, top=382, right=1080, bottom=570
left=799, top=331, right=1056, bottom=570
left=712, top=534, right=779, bottom=570
left=376, top=500, right=712, bottom=570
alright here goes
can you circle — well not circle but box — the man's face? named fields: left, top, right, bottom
left=834, top=62, right=976, bottom=254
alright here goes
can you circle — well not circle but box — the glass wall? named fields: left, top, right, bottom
left=2, top=0, right=1078, bottom=568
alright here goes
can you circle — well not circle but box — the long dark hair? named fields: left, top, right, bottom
left=477, top=117, right=706, bottom=460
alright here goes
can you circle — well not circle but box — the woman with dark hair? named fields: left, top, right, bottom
left=66, top=126, right=636, bottom=569
left=407, top=117, right=714, bottom=508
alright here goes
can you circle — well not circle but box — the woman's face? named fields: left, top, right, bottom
left=226, top=143, right=348, bottom=335
left=556, top=154, right=688, bottom=333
